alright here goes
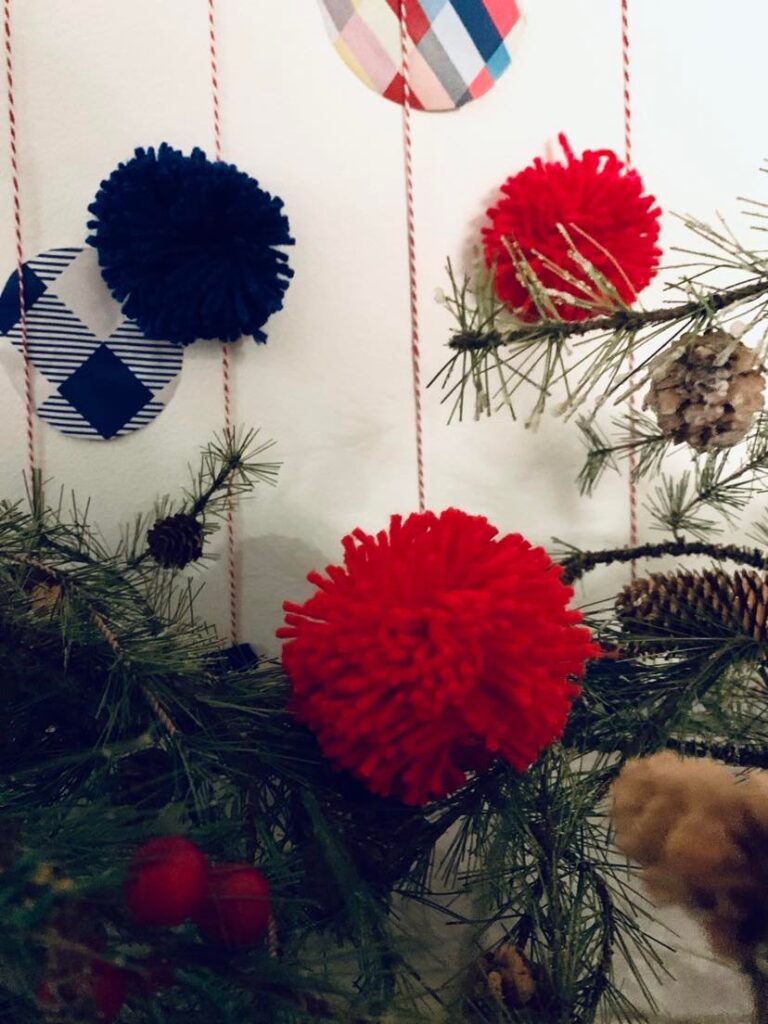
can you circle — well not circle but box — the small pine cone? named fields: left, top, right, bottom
left=146, top=512, right=204, bottom=569
left=644, top=329, right=765, bottom=452
left=617, top=568, right=768, bottom=646
left=465, top=944, right=535, bottom=1019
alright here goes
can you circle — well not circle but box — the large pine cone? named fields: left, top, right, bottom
left=644, top=329, right=765, bottom=452
left=617, top=568, right=768, bottom=646
left=146, top=512, right=204, bottom=569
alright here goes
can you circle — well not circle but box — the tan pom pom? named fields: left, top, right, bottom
left=611, top=753, right=768, bottom=964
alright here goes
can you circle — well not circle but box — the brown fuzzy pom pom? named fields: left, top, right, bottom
left=611, top=752, right=768, bottom=962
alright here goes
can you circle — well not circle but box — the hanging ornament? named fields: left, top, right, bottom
left=0, top=248, right=183, bottom=440
left=617, top=568, right=768, bottom=648
left=193, top=863, right=271, bottom=947
left=87, top=144, right=294, bottom=347
left=482, top=134, right=661, bottom=321
left=279, top=508, right=598, bottom=806
left=146, top=512, right=205, bottom=570
left=644, top=329, right=766, bottom=452
left=318, top=0, right=523, bottom=112
left=124, top=836, right=208, bottom=927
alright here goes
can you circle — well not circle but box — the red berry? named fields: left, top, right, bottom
left=92, top=960, right=128, bottom=1022
left=193, top=863, right=271, bottom=947
left=125, top=836, right=207, bottom=927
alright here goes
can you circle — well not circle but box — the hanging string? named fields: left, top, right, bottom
left=3, top=0, right=35, bottom=479
left=621, top=0, right=639, bottom=574
left=207, top=0, right=239, bottom=643
left=398, top=1, right=426, bottom=515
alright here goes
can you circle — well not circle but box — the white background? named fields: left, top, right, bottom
left=1, top=2, right=765, bottom=1019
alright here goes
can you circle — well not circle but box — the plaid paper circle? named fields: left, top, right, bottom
left=0, top=248, right=183, bottom=441
left=319, top=0, right=522, bottom=111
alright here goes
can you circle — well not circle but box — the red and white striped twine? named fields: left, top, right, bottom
left=208, top=0, right=238, bottom=643
left=621, top=0, right=639, bottom=572
left=3, top=0, right=35, bottom=479
left=398, top=1, right=426, bottom=515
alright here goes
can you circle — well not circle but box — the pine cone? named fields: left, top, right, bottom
left=146, top=512, right=204, bottom=569
left=617, top=568, right=768, bottom=646
left=465, top=944, right=536, bottom=1020
left=644, top=329, right=765, bottom=452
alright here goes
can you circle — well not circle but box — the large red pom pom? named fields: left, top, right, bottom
left=125, top=836, right=207, bottom=927
left=193, top=863, right=271, bottom=947
left=483, top=134, right=661, bottom=322
left=279, top=509, right=599, bottom=806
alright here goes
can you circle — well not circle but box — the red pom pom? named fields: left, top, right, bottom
left=193, top=863, right=271, bottom=947
left=483, top=134, right=661, bottom=322
left=125, top=836, right=207, bottom=927
left=279, top=509, right=599, bottom=806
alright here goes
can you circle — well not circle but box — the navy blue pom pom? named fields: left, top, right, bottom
left=87, top=144, right=294, bottom=347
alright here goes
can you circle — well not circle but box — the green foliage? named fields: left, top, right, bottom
left=4, top=426, right=768, bottom=1022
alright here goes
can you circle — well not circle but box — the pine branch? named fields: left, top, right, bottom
left=448, top=276, right=768, bottom=353
left=665, top=737, right=768, bottom=768
left=1, top=550, right=179, bottom=737
left=558, top=539, right=768, bottom=584
left=577, top=413, right=670, bottom=495
left=126, top=427, right=279, bottom=569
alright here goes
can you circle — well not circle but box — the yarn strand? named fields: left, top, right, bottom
left=3, top=0, right=35, bottom=479
left=621, top=0, right=639, bottom=575
left=208, top=0, right=238, bottom=643
left=398, top=2, right=426, bottom=514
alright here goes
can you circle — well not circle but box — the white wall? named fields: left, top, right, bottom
left=2, top=2, right=766, bottom=1018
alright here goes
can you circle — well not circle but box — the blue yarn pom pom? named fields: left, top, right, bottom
left=87, top=144, right=294, bottom=347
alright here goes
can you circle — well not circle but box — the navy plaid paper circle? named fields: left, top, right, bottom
left=0, top=248, right=183, bottom=440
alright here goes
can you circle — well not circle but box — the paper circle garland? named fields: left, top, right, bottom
left=0, top=247, right=183, bottom=440
left=87, top=144, right=295, bottom=347
left=318, top=0, right=522, bottom=112
left=483, top=134, right=662, bottom=321
left=279, top=508, right=599, bottom=806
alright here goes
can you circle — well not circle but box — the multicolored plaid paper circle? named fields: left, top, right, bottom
left=0, top=247, right=183, bottom=441
left=319, top=0, right=522, bottom=111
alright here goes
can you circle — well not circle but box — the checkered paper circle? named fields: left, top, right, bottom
left=319, top=0, right=522, bottom=111
left=0, top=248, right=183, bottom=441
